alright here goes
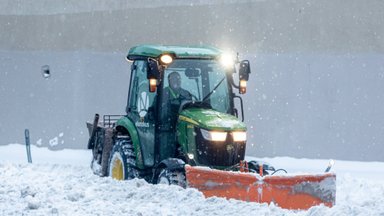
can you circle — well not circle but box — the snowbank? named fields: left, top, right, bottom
left=1, top=144, right=383, bottom=215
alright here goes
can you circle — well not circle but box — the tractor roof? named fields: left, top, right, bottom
left=127, top=45, right=223, bottom=60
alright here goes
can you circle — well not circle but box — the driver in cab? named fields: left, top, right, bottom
left=164, top=71, right=192, bottom=102
left=162, top=71, right=192, bottom=131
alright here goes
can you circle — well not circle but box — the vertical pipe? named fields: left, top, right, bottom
left=25, top=129, right=32, bottom=163
left=88, top=113, right=100, bottom=149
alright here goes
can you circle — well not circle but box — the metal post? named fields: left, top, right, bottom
left=25, top=129, right=32, bottom=163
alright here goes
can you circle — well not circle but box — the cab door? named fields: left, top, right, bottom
left=126, top=60, right=156, bottom=167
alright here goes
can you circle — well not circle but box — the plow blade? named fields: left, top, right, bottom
left=185, top=165, right=336, bottom=210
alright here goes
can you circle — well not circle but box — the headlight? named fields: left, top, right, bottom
left=232, top=131, right=247, bottom=142
left=201, top=129, right=227, bottom=142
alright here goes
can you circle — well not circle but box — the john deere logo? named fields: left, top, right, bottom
left=137, top=91, right=149, bottom=118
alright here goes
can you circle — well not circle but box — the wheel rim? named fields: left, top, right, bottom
left=158, top=176, right=170, bottom=185
left=111, top=153, right=124, bottom=180
left=158, top=170, right=172, bottom=185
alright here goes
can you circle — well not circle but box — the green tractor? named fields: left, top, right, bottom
left=87, top=45, right=336, bottom=210
left=87, top=44, right=251, bottom=183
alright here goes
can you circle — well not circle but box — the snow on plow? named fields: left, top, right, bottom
left=185, top=165, right=336, bottom=210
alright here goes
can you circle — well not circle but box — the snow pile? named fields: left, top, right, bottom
left=1, top=144, right=384, bottom=215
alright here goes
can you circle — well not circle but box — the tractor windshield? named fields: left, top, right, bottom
left=162, top=59, right=232, bottom=114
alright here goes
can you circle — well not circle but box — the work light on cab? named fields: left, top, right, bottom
left=160, top=54, right=173, bottom=65
left=220, top=53, right=235, bottom=69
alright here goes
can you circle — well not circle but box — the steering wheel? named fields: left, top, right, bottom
left=190, top=93, right=199, bottom=101
left=178, top=92, right=198, bottom=101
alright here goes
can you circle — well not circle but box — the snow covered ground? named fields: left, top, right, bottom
left=1, top=144, right=383, bottom=215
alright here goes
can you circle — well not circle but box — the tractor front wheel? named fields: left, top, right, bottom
left=157, top=169, right=186, bottom=188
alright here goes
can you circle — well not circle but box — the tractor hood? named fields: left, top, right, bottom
left=179, top=108, right=246, bottom=131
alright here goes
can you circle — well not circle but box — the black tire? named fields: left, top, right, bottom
left=157, top=168, right=186, bottom=188
left=108, top=137, right=138, bottom=180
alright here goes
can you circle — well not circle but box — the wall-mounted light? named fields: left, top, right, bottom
left=41, top=65, right=50, bottom=79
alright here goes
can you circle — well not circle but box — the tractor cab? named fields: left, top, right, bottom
left=125, top=45, right=250, bottom=168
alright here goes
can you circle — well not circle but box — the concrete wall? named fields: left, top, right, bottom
left=1, top=0, right=383, bottom=53
left=1, top=0, right=384, bottom=161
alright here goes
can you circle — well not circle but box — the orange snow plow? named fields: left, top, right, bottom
left=185, top=165, right=336, bottom=210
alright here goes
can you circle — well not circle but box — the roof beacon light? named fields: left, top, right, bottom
left=160, top=54, right=173, bottom=65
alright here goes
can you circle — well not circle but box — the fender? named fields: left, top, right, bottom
left=157, top=158, right=185, bottom=171
left=115, top=116, right=145, bottom=169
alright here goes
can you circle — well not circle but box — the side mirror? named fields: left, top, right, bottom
left=239, top=60, right=250, bottom=94
left=147, top=59, right=161, bottom=92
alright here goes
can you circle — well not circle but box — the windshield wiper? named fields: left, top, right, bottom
left=202, top=76, right=226, bottom=102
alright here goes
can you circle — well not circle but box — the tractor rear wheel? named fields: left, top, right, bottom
left=108, top=137, right=138, bottom=180
left=157, top=169, right=186, bottom=188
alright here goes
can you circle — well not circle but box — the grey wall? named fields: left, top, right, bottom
left=1, top=0, right=384, bottom=161
left=1, top=0, right=383, bottom=53
left=244, top=53, right=384, bottom=160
